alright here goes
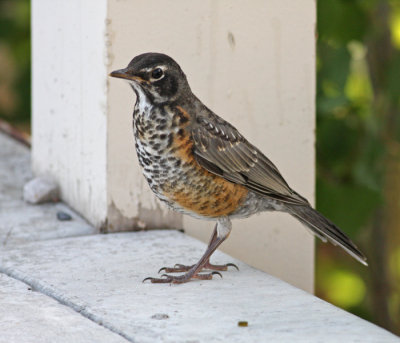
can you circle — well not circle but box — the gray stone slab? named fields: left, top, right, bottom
left=0, top=230, right=398, bottom=343
left=0, top=273, right=128, bottom=343
left=0, top=132, right=96, bottom=247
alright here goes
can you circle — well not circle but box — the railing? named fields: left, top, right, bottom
left=0, top=132, right=398, bottom=342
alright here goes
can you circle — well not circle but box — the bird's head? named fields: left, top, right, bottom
left=110, top=52, right=190, bottom=104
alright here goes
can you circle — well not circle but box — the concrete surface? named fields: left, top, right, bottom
left=0, top=133, right=96, bottom=247
left=0, top=231, right=398, bottom=343
left=1, top=131, right=399, bottom=342
left=0, top=274, right=126, bottom=343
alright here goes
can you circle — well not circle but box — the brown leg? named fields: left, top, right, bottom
left=157, top=223, right=238, bottom=273
left=160, top=261, right=238, bottom=273
left=144, top=218, right=235, bottom=284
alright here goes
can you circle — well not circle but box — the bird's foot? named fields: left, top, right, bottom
left=204, top=262, right=239, bottom=271
left=158, top=261, right=239, bottom=274
left=143, top=271, right=222, bottom=284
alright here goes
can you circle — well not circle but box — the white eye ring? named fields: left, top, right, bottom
left=151, top=68, right=164, bottom=80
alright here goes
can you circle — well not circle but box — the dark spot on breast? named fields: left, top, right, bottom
left=156, top=124, right=167, bottom=130
left=180, top=115, right=189, bottom=124
left=167, top=133, right=173, bottom=148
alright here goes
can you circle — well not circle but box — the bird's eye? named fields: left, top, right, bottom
left=151, top=68, right=163, bottom=79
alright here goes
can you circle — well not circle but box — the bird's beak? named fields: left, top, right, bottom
left=109, top=68, right=131, bottom=80
left=109, top=68, right=146, bottom=84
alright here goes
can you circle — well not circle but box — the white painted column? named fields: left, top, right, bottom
left=32, top=0, right=315, bottom=292
left=32, top=0, right=108, bottom=228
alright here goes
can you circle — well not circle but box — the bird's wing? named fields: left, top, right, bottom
left=191, top=113, right=308, bottom=205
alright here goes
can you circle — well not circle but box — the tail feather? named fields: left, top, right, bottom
left=286, top=204, right=368, bottom=266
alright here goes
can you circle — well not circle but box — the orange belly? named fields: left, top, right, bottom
left=164, top=177, right=248, bottom=217
left=163, top=117, right=248, bottom=218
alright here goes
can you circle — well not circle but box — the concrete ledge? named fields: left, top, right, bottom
left=0, top=273, right=126, bottom=343
left=0, top=133, right=96, bottom=247
left=0, top=230, right=398, bottom=343
left=0, top=131, right=398, bottom=342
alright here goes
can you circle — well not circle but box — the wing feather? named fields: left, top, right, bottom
left=191, top=114, right=307, bottom=205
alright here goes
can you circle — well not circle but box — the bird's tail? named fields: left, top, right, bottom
left=285, top=204, right=368, bottom=266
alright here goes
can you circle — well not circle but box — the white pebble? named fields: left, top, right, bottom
left=23, top=176, right=59, bottom=204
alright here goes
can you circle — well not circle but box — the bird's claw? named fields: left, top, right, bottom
left=142, top=277, right=155, bottom=283
left=211, top=271, right=223, bottom=278
left=142, top=275, right=173, bottom=283
left=226, top=263, right=239, bottom=271
left=158, top=267, right=166, bottom=274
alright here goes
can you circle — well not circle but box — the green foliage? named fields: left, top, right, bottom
left=318, top=0, right=368, bottom=43
left=321, top=268, right=367, bottom=307
left=317, top=177, right=380, bottom=236
left=317, top=0, right=400, bottom=333
left=0, top=0, right=31, bottom=125
left=317, top=0, right=383, bottom=231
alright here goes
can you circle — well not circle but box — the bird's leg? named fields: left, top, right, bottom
left=144, top=218, right=235, bottom=283
left=201, top=227, right=239, bottom=271
left=157, top=220, right=238, bottom=274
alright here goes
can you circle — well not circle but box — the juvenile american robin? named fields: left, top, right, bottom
left=110, top=52, right=367, bottom=284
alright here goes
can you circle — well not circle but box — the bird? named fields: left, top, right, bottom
left=110, top=52, right=367, bottom=283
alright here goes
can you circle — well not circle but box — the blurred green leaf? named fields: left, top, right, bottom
left=390, top=0, right=400, bottom=48
left=321, top=269, right=367, bottom=307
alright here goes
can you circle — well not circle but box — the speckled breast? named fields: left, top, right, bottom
left=132, top=103, right=249, bottom=219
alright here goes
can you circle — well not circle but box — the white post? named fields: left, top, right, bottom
left=32, top=0, right=108, bottom=228
left=32, top=0, right=316, bottom=292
